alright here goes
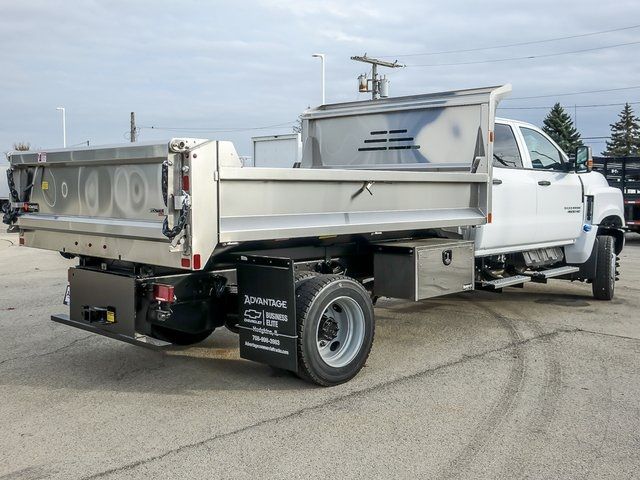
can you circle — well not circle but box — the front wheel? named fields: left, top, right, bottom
left=592, top=235, right=617, bottom=300
left=295, top=275, right=375, bottom=386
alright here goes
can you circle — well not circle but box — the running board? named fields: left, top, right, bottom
left=525, top=265, right=580, bottom=283
left=478, top=275, right=531, bottom=291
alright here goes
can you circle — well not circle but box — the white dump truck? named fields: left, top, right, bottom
left=4, top=85, right=625, bottom=386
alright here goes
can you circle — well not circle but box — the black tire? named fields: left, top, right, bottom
left=592, top=235, right=616, bottom=300
left=151, top=325, right=214, bottom=345
left=224, top=315, right=240, bottom=334
left=294, top=270, right=320, bottom=284
left=295, top=274, right=375, bottom=386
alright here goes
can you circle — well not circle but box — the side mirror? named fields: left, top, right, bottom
left=574, top=145, right=592, bottom=172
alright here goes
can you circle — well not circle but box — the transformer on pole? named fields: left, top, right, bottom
left=351, top=54, right=405, bottom=100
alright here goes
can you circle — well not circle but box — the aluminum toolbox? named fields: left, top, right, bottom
left=374, top=239, right=475, bottom=301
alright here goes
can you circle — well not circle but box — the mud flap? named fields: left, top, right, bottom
left=236, top=255, right=298, bottom=372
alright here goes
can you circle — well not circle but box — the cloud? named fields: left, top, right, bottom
left=319, top=30, right=368, bottom=44
left=257, top=0, right=383, bottom=19
left=0, top=0, right=639, bottom=154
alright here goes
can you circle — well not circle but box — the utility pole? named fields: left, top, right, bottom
left=130, top=112, right=137, bottom=142
left=351, top=55, right=404, bottom=100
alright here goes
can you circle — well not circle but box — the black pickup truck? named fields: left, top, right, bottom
left=593, top=156, right=640, bottom=233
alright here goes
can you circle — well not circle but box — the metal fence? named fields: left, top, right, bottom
left=593, top=156, right=640, bottom=230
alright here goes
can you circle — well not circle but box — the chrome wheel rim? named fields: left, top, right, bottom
left=316, top=296, right=365, bottom=368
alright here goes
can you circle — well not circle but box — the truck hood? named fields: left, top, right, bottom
left=579, top=170, right=610, bottom=192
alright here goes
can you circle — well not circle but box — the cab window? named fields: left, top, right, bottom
left=493, top=124, right=523, bottom=168
left=521, top=127, right=564, bottom=170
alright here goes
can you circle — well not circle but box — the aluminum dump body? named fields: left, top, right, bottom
left=6, top=85, right=510, bottom=269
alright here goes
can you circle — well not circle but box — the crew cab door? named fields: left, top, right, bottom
left=474, top=123, right=538, bottom=254
left=518, top=126, right=583, bottom=244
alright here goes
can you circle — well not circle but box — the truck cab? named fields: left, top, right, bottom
left=473, top=118, right=625, bottom=299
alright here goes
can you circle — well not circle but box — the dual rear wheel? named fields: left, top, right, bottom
left=149, top=271, right=376, bottom=386
left=294, top=273, right=375, bottom=386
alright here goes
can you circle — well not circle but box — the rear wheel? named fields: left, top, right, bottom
left=592, top=235, right=616, bottom=300
left=295, top=275, right=375, bottom=386
left=294, top=270, right=320, bottom=284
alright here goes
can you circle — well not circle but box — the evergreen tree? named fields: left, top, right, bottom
left=602, top=103, right=640, bottom=156
left=542, top=103, right=582, bottom=154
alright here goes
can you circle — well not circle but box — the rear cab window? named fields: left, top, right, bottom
left=493, top=123, right=523, bottom=168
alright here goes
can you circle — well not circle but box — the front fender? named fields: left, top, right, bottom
left=565, top=176, right=625, bottom=263
left=582, top=175, right=625, bottom=227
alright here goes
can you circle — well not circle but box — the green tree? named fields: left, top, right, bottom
left=542, top=103, right=582, bottom=154
left=602, top=103, right=640, bottom=156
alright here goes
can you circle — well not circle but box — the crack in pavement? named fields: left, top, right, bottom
left=0, top=334, right=95, bottom=368
left=81, top=326, right=580, bottom=480
left=575, top=328, right=640, bottom=342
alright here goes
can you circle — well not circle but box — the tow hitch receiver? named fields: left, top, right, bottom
left=82, top=306, right=116, bottom=324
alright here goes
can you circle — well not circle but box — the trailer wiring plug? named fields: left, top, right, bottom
left=161, top=157, right=191, bottom=240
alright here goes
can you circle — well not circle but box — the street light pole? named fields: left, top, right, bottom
left=312, top=53, right=325, bottom=105
left=56, top=107, right=66, bottom=148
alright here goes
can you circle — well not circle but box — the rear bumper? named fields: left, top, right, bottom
left=51, top=314, right=170, bottom=349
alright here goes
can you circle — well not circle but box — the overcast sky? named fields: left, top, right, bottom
left=1, top=0, right=639, bottom=157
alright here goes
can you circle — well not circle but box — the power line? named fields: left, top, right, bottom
left=139, top=121, right=296, bottom=133
left=406, top=40, right=640, bottom=67
left=379, top=24, right=640, bottom=57
left=499, top=100, right=640, bottom=110
left=505, top=85, right=640, bottom=101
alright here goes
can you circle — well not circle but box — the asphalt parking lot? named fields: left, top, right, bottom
left=1, top=232, right=639, bottom=480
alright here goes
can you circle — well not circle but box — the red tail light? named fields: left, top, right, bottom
left=182, top=175, right=190, bottom=191
left=153, top=284, right=175, bottom=303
